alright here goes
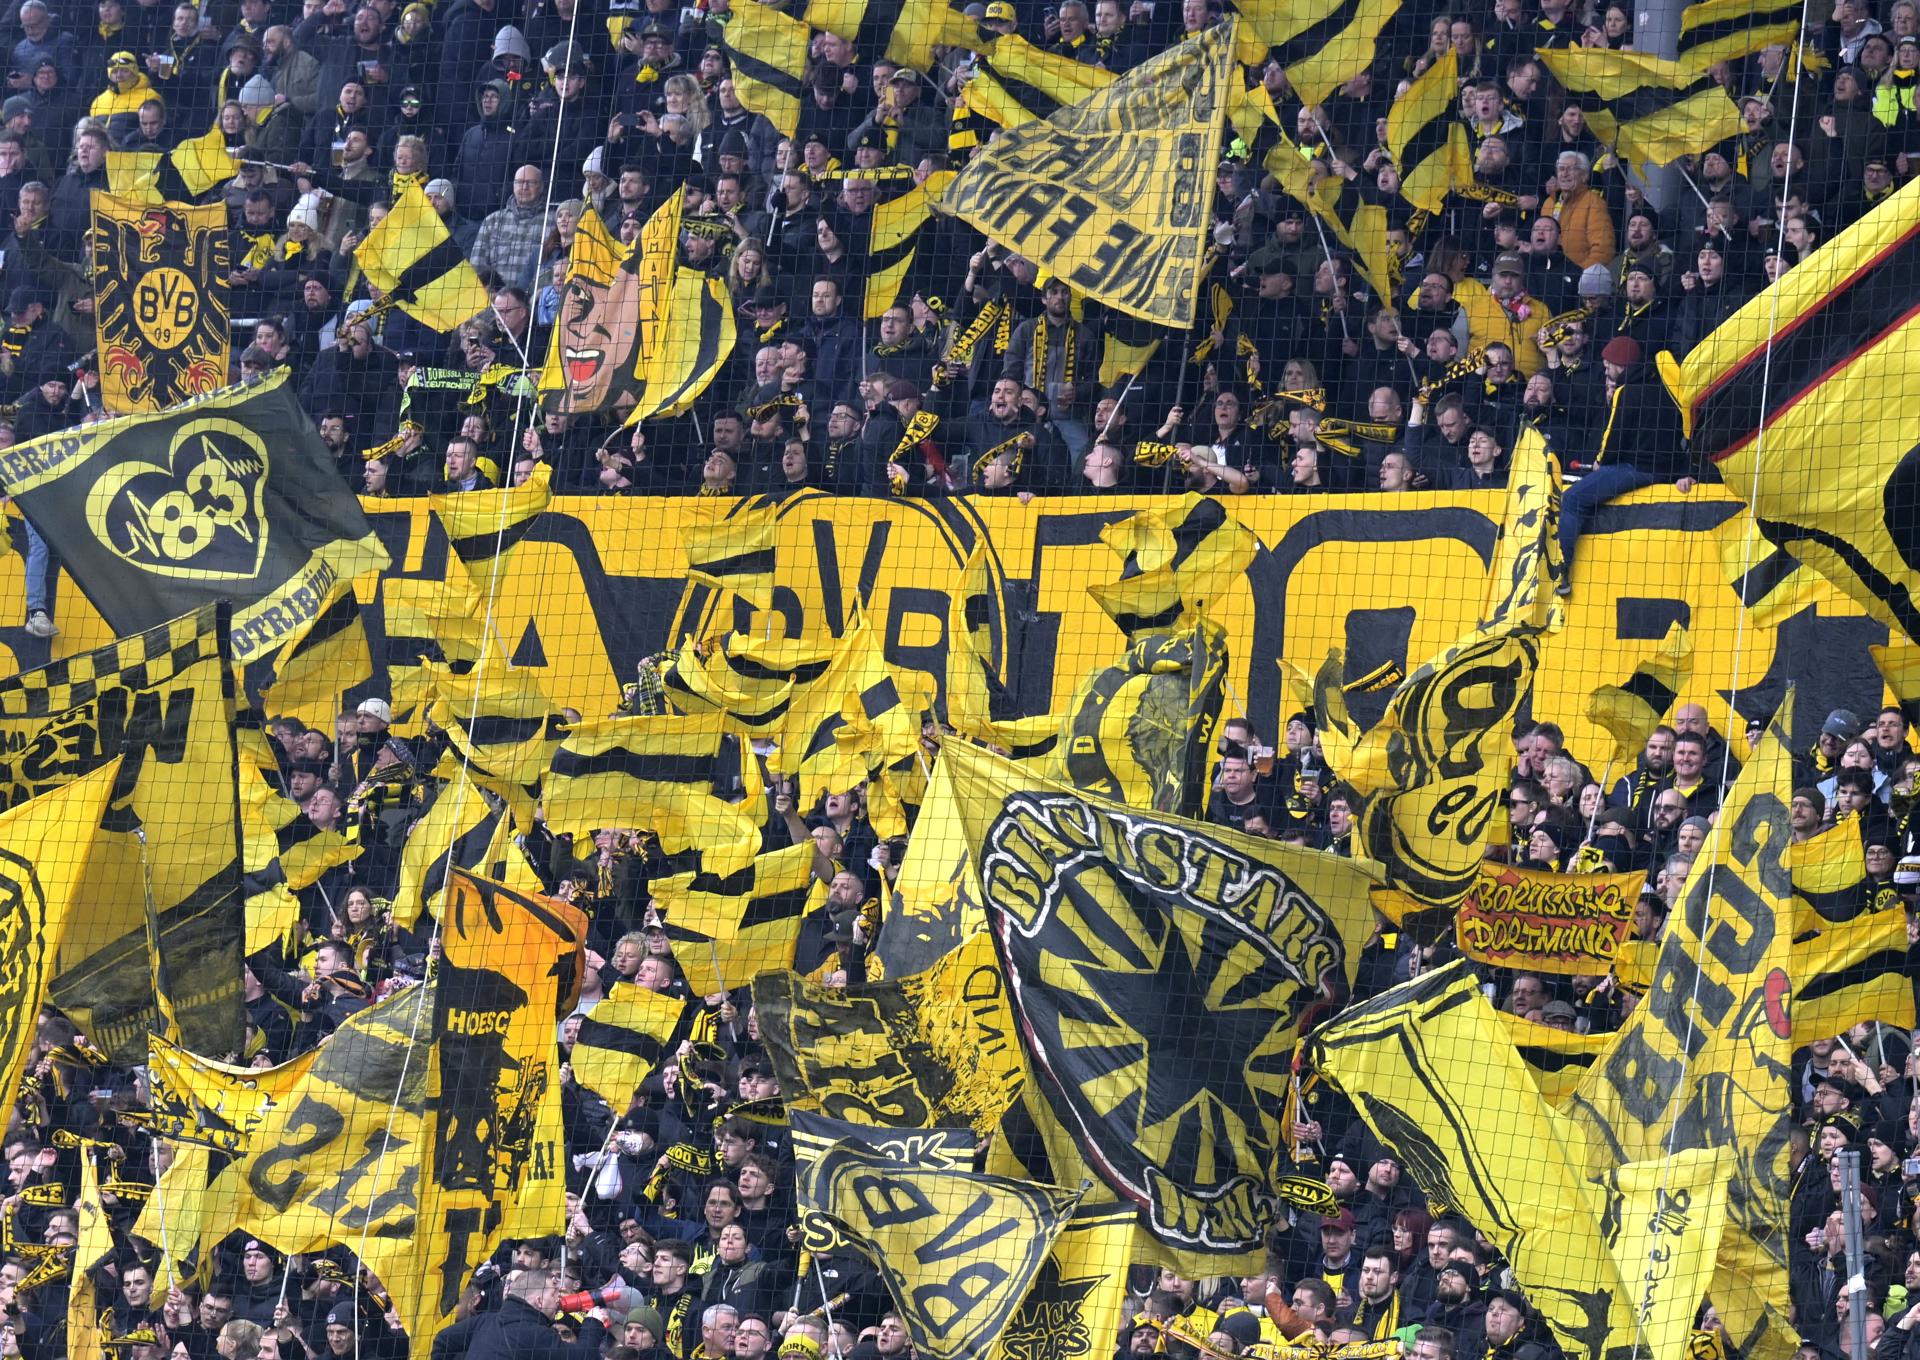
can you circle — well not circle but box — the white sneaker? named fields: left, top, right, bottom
left=24, top=610, right=55, bottom=638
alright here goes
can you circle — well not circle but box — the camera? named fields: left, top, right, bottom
left=1903, top=1156, right=1920, bottom=1178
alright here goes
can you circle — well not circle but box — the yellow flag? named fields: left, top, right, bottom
left=546, top=713, right=762, bottom=876
left=800, top=1138, right=1082, bottom=1360
left=1387, top=50, right=1469, bottom=213
left=1563, top=699, right=1798, bottom=1360
left=986, top=1204, right=1135, bottom=1360
left=751, top=931, right=1024, bottom=1136
left=1310, top=962, right=1730, bottom=1360
left=946, top=738, right=1379, bottom=1276
left=0, top=761, right=118, bottom=1130
left=358, top=181, right=491, bottom=331
left=1661, top=174, right=1920, bottom=641
left=719, top=0, right=809, bottom=137
left=683, top=505, right=778, bottom=609
left=865, top=170, right=955, bottom=320
left=396, top=777, right=512, bottom=922
left=1318, top=428, right=1561, bottom=910
left=620, top=186, right=738, bottom=424
left=944, top=24, right=1233, bottom=327
left=69, top=1146, right=114, bottom=1360
left=877, top=755, right=989, bottom=981
left=389, top=868, right=583, bottom=1344
left=1586, top=621, right=1692, bottom=768
left=1500, top=1010, right=1610, bottom=1108
left=171, top=123, right=239, bottom=195
left=654, top=839, right=819, bottom=994
left=571, top=982, right=707, bottom=1108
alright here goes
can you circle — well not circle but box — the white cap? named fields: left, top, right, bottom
left=583, top=146, right=605, bottom=178
left=239, top=73, right=275, bottom=106
left=424, top=176, right=454, bottom=201
left=357, top=697, right=392, bottom=724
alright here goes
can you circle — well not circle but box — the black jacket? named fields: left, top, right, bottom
left=462, top=1297, right=606, bottom=1360
left=1593, top=364, right=1689, bottom=481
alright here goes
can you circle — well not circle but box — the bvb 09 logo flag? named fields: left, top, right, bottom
left=90, top=191, right=230, bottom=412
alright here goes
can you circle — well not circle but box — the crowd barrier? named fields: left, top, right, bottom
left=0, top=487, right=1884, bottom=764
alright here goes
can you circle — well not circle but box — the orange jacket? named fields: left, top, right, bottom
left=1551, top=186, right=1616, bottom=269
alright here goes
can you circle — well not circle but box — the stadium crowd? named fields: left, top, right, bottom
left=0, top=671, right=1916, bottom=1360
left=0, top=0, right=1893, bottom=530
left=0, top=0, right=1909, bottom=1352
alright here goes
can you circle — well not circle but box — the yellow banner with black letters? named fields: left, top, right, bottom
left=799, top=1136, right=1083, bottom=1360
left=1456, top=864, right=1642, bottom=975
left=89, top=191, right=230, bottom=412
left=943, top=23, right=1233, bottom=327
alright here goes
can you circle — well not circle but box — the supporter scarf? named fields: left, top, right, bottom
left=1092, top=24, right=1127, bottom=61
left=391, top=169, right=425, bottom=198
left=240, top=228, right=276, bottom=269
left=945, top=297, right=1011, bottom=368
left=754, top=318, right=788, bottom=343
left=976, top=428, right=1032, bottom=477
left=1029, top=316, right=1075, bottom=395
left=2, top=319, right=31, bottom=363
left=820, top=436, right=858, bottom=485
left=871, top=340, right=913, bottom=357
left=1133, top=439, right=1179, bottom=467
left=888, top=409, right=946, bottom=492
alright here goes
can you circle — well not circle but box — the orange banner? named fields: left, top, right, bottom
left=1455, top=864, right=1640, bottom=974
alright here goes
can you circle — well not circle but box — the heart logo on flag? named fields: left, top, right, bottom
left=84, top=416, right=270, bottom=580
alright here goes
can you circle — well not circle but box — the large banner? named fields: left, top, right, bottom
left=947, top=740, right=1378, bottom=1273
left=0, top=374, right=388, bottom=648
left=3, top=488, right=1892, bottom=766
left=1455, top=864, right=1641, bottom=975
left=90, top=192, right=230, bottom=412
left=943, top=24, right=1232, bottom=326
left=0, top=605, right=243, bottom=1062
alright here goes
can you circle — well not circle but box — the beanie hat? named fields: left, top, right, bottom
left=1600, top=335, right=1642, bottom=367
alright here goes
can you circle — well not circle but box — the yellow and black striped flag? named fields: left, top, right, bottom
left=571, top=982, right=710, bottom=1107
left=804, top=0, right=985, bottom=76
left=1676, top=0, right=1810, bottom=72
left=359, top=181, right=491, bottom=331
left=1538, top=48, right=1741, bottom=168
left=1387, top=49, right=1469, bottom=213
left=864, top=170, right=954, bottom=320
left=622, top=186, right=739, bottom=425
left=663, top=632, right=833, bottom=734
left=546, top=713, right=763, bottom=875
left=1236, top=0, right=1403, bottom=106
left=239, top=758, right=360, bottom=955
left=946, top=546, right=1056, bottom=760
left=719, top=0, right=809, bottom=138
left=1585, top=621, right=1691, bottom=768
left=1787, top=823, right=1914, bottom=1038
left=961, top=34, right=1113, bottom=127
left=424, top=654, right=566, bottom=829
left=431, top=461, right=552, bottom=597
left=1660, top=173, right=1920, bottom=640
left=653, top=839, right=818, bottom=994
left=684, top=505, right=778, bottom=609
